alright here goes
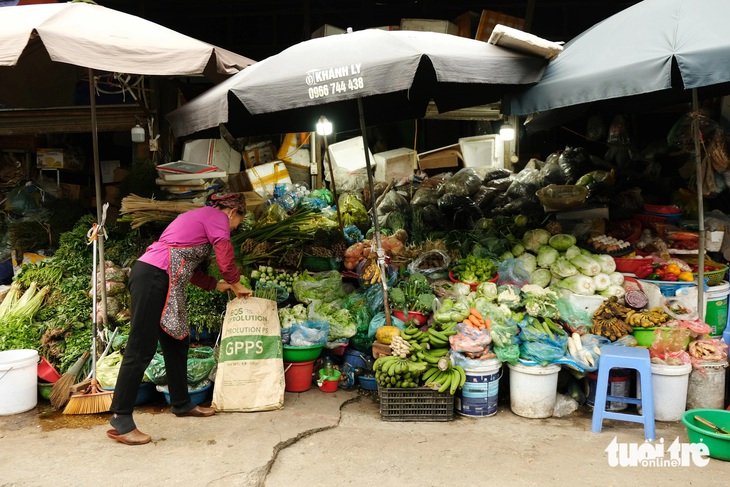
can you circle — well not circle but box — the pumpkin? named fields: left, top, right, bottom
left=375, top=325, right=401, bottom=345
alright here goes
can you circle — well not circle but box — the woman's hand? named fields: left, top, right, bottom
left=231, top=281, right=253, bottom=299
left=216, top=281, right=252, bottom=299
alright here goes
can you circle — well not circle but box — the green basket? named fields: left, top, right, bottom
left=301, top=255, right=339, bottom=272
left=694, top=265, right=727, bottom=286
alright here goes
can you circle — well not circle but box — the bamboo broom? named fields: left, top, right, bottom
left=50, top=351, right=89, bottom=410
left=63, top=223, right=113, bottom=414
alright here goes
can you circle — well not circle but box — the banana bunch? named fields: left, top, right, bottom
left=360, top=258, right=381, bottom=285
left=592, top=296, right=633, bottom=341
left=400, top=326, right=430, bottom=352
left=422, top=356, right=466, bottom=395
left=625, top=307, right=669, bottom=328
left=373, top=355, right=427, bottom=388
left=426, top=323, right=458, bottom=349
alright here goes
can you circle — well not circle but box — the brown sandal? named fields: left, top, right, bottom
left=106, top=428, right=152, bottom=446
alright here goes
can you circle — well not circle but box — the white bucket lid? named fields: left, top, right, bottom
left=0, top=349, right=38, bottom=371
left=508, top=362, right=560, bottom=375
left=463, top=357, right=502, bottom=373
left=650, top=361, right=692, bottom=376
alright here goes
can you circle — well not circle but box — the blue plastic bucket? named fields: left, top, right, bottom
left=454, top=359, right=502, bottom=418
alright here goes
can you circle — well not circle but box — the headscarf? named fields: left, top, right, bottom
left=209, top=192, right=247, bottom=213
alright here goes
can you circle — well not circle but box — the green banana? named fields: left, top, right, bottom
left=455, top=365, right=466, bottom=388
left=438, top=373, right=452, bottom=393
left=422, top=368, right=440, bottom=382
left=449, top=370, right=459, bottom=395
left=428, top=328, right=448, bottom=341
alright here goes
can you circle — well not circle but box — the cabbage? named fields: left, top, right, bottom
left=500, top=251, right=515, bottom=260
left=536, top=245, right=559, bottom=268
left=522, top=228, right=551, bottom=253
left=548, top=233, right=577, bottom=251
left=592, top=254, right=617, bottom=274
left=592, top=273, right=611, bottom=292
left=599, top=284, right=626, bottom=299
left=608, top=272, right=625, bottom=286
left=531, top=268, right=552, bottom=288
left=511, top=243, right=525, bottom=257
left=452, top=283, right=472, bottom=296
left=476, top=281, right=498, bottom=301
left=556, top=274, right=596, bottom=296
left=570, top=254, right=601, bottom=277
left=516, top=252, right=537, bottom=274
left=550, top=257, right=578, bottom=279
left=564, top=245, right=582, bottom=260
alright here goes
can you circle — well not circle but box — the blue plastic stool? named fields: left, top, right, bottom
left=591, top=345, right=655, bottom=441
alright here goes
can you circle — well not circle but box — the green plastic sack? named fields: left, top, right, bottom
left=187, top=346, right=216, bottom=387
left=96, top=351, right=124, bottom=389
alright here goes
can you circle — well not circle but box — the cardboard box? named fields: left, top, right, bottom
left=454, top=11, right=481, bottom=38
left=36, top=148, right=84, bottom=170
left=374, top=147, right=416, bottom=182
left=242, top=191, right=266, bottom=215
left=104, top=184, right=121, bottom=207
left=311, top=24, right=346, bottom=38
left=417, top=146, right=462, bottom=170
left=242, top=141, right=276, bottom=168
left=400, top=18, right=459, bottom=36
left=113, top=168, right=129, bottom=182
left=475, top=9, right=526, bottom=41
left=284, top=162, right=311, bottom=187
left=245, top=160, right=291, bottom=198
left=182, top=138, right=241, bottom=174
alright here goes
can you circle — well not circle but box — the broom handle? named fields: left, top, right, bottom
left=91, top=234, right=98, bottom=380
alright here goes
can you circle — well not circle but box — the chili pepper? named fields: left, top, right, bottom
left=648, top=273, right=661, bottom=280
left=634, top=263, right=654, bottom=279
left=662, top=272, right=678, bottom=281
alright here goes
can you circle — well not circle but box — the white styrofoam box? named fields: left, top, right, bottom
left=328, top=136, right=373, bottom=172
left=400, top=18, right=458, bottom=35
left=311, top=24, right=346, bottom=38
left=245, top=160, right=292, bottom=198
left=459, top=134, right=504, bottom=171
left=182, top=138, right=241, bottom=174
left=374, top=148, right=416, bottom=182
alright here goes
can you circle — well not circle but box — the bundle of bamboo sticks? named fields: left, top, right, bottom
left=119, top=194, right=202, bottom=228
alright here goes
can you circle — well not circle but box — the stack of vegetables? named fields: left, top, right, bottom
left=511, top=228, right=626, bottom=299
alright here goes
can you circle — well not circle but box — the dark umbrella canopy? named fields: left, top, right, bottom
left=168, top=28, right=547, bottom=138
left=507, top=0, right=730, bottom=320
left=168, top=27, right=547, bottom=324
left=508, top=0, right=730, bottom=118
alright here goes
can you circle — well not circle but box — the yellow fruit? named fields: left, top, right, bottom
left=375, top=325, right=401, bottom=345
left=678, top=271, right=694, bottom=282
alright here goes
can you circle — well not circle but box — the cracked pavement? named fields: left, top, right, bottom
left=1, top=389, right=727, bottom=486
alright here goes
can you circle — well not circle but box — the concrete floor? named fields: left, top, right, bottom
left=0, top=387, right=727, bottom=487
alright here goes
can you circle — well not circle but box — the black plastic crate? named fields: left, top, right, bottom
left=378, top=386, right=454, bottom=422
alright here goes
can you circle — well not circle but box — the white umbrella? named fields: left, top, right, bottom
left=0, top=2, right=255, bottom=323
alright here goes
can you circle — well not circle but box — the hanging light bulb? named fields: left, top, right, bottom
left=316, top=116, right=333, bottom=136
left=499, top=120, right=515, bottom=141
left=131, top=117, right=145, bottom=143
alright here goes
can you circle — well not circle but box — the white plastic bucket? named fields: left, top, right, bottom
left=638, top=362, right=692, bottom=422
left=0, top=349, right=39, bottom=415
left=705, top=281, right=729, bottom=337
left=455, top=358, right=502, bottom=418
left=508, top=362, right=560, bottom=419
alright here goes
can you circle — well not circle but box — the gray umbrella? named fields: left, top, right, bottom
left=168, top=27, right=547, bottom=323
left=508, top=0, right=730, bottom=320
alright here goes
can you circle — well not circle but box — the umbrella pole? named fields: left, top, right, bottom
left=357, top=98, right=392, bottom=326
left=692, top=89, right=705, bottom=321
left=88, top=68, right=108, bottom=329
left=321, top=135, right=344, bottom=233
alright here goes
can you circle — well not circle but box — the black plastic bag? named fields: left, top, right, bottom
left=483, top=168, right=512, bottom=184
left=557, top=147, right=592, bottom=184
left=440, top=168, right=483, bottom=197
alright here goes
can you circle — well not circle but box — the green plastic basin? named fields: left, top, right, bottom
left=682, top=409, right=730, bottom=461
left=283, top=344, right=324, bottom=362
